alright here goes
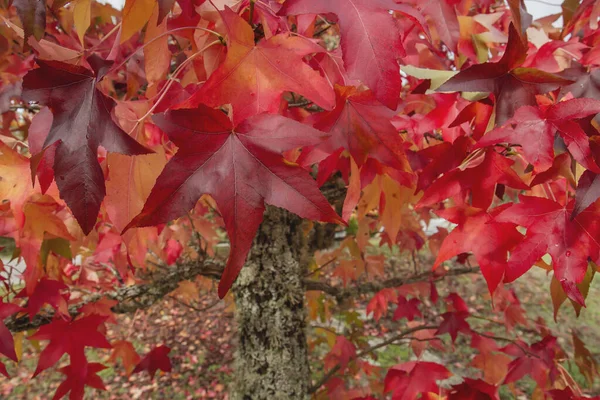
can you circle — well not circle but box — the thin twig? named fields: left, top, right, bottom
left=305, top=257, right=337, bottom=278
left=309, top=325, right=439, bottom=394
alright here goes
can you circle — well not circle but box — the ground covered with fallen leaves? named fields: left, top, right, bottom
left=1, top=294, right=235, bottom=399
left=1, top=260, right=599, bottom=399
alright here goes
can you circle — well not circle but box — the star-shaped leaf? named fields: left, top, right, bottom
left=432, top=205, right=523, bottom=294
left=21, top=56, right=152, bottom=234
left=438, top=23, right=572, bottom=125
left=179, top=7, right=335, bottom=125
left=126, top=106, right=342, bottom=297
left=475, top=99, right=600, bottom=173
left=133, top=345, right=171, bottom=380
left=29, top=315, right=111, bottom=377
left=417, top=150, right=528, bottom=210
left=393, top=295, right=422, bottom=322
left=53, top=362, right=107, bottom=400
left=384, top=361, right=451, bottom=400
left=299, top=85, right=412, bottom=174
left=280, top=0, right=427, bottom=109
left=496, top=195, right=600, bottom=304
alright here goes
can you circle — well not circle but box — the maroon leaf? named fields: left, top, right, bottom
left=13, top=0, right=46, bottom=44
left=126, top=106, right=342, bottom=297
left=21, top=56, right=152, bottom=234
left=572, top=170, right=600, bottom=218
left=438, top=23, right=571, bottom=125
left=393, top=295, right=422, bottom=321
left=133, top=345, right=172, bottom=380
left=436, top=311, right=471, bottom=343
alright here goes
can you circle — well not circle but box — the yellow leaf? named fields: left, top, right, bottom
left=121, top=0, right=156, bottom=43
left=73, top=0, right=91, bottom=45
left=401, top=65, right=457, bottom=90
left=14, top=332, right=23, bottom=362
left=105, top=146, right=167, bottom=234
left=20, top=195, right=75, bottom=293
left=380, top=175, right=416, bottom=241
left=0, top=141, right=34, bottom=228
left=144, top=4, right=170, bottom=85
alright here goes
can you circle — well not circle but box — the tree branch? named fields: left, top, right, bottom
left=304, top=265, right=480, bottom=301
left=5, top=258, right=224, bottom=332
left=309, top=324, right=439, bottom=394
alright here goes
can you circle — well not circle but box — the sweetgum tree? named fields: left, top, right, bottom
left=0, top=0, right=600, bottom=398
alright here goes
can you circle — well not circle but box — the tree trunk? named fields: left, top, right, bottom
left=232, top=207, right=310, bottom=400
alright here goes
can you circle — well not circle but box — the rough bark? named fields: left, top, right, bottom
left=232, top=206, right=310, bottom=400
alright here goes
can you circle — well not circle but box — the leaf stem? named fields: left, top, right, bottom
left=248, top=0, right=256, bottom=26
left=109, top=27, right=223, bottom=76
left=127, top=40, right=221, bottom=133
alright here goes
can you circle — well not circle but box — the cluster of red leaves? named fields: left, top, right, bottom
left=1, top=0, right=600, bottom=398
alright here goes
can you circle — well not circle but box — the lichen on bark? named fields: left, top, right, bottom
left=232, top=206, right=310, bottom=400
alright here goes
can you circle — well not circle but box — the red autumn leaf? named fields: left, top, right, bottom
left=393, top=295, right=422, bottom=322
left=133, top=345, right=172, bottom=379
left=78, top=298, right=118, bottom=324
left=432, top=205, right=523, bottom=294
left=28, top=106, right=56, bottom=194
left=438, top=23, right=571, bottom=125
left=496, top=195, right=600, bottom=304
left=21, top=56, right=151, bottom=234
left=165, top=238, right=183, bottom=265
left=408, top=0, right=460, bottom=51
left=179, top=7, right=335, bottom=125
left=547, top=387, right=600, bottom=400
left=279, top=0, right=427, bottom=109
left=366, top=288, right=397, bottom=321
left=436, top=311, right=471, bottom=343
left=300, top=85, right=412, bottom=176
left=445, top=292, right=469, bottom=313
left=415, top=135, right=471, bottom=193
left=0, top=301, right=22, bottom=363
left=29, top=315, right=111, bottom=377
left=16, top=278, right=69, bottom=320
left=503, top=336, right=561, bottom=388
left=126, top=106, right=342, bottom=297
left=384, top=361, right=451, bottom=400
left=449, top=99, right=495, bottom=141
left=53, top=362, right=107, bottom=400
left=417, top=150, right=528, bottom=210
left=475, top=99, right=600, bottom=173
left=448, top=378, right=500, bottom=400
left=324, top=336, right=356, bottom=370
